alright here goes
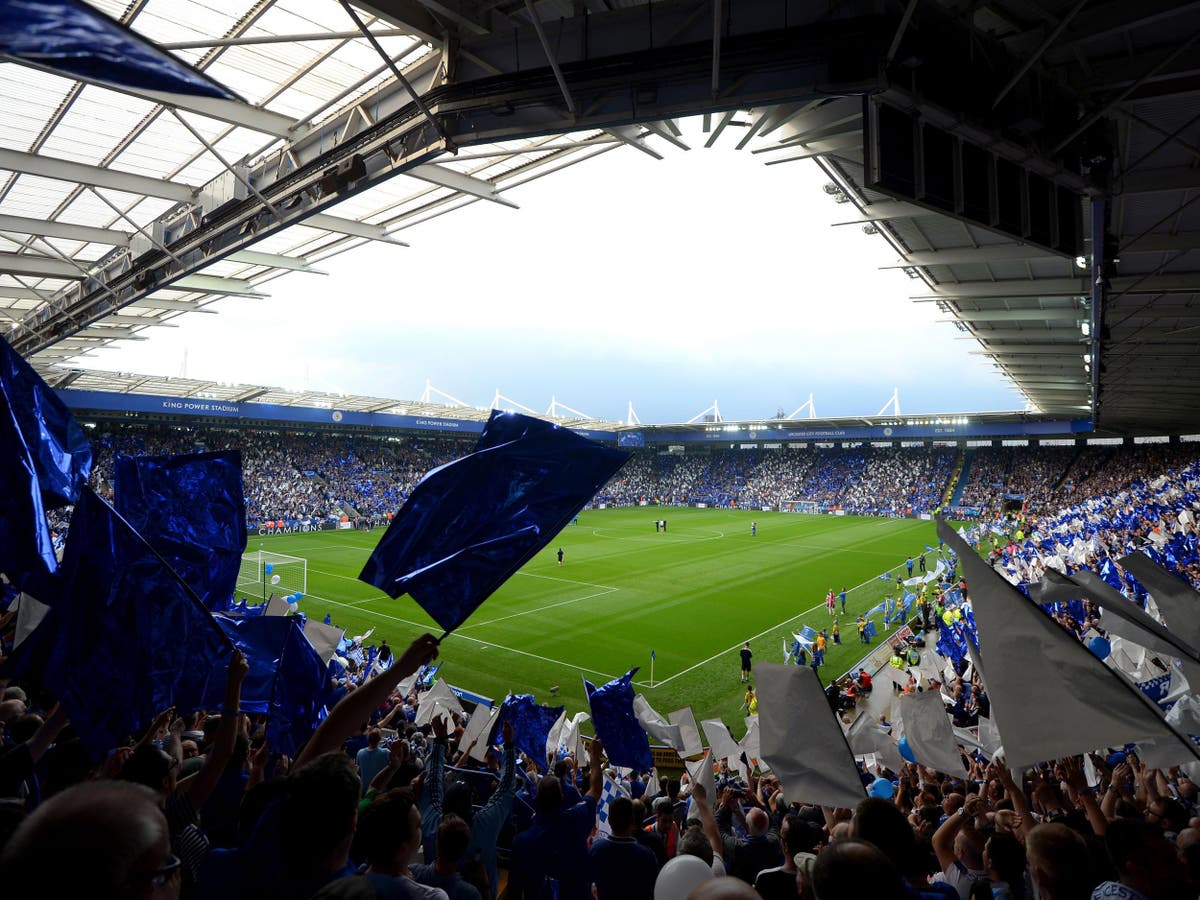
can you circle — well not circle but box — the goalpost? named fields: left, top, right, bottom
left=780, top=499, right=823, bottom=514
left=236, top=551, right=308, bottom=603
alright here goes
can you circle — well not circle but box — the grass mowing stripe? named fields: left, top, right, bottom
left=257, top=509, right=953, bottom=726
left=635, top=565, right=903, bottom=688
left=306, top=590, right=622, bottom=681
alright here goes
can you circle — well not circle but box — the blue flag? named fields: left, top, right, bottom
left=651, top=649, right=656, bottom=660
left=584, top=668, right=653, bottom=771
left=0, top=335, right=92, bottom=594
left=360, top=412, right=629, bottom=632
left=800, top=626, right=817, bottom=641
left=1, top=0, right=240, bottom=99
left=115, top=450, right=247, bottom=612
left=493, top=694, right=563, bottom=766
left=213, top=614, right=326, bottom=756
left=878, top=572, right=891, bottom=581
left=5, top=488, right=232, bottom=757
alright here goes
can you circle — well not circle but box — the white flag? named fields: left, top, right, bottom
left=700, top=718, right=742, bottom=761
left=685, top=750, right=716, bottom=819
left=741, top=716, right=761, bottom=762
left=896, top=690, right=964, bottom=775
left=757, top=662, right=866, bottom=809
left=263, top=594, right=289, bottom=617
left=1073, top=569, right=1200, bottom=664
left=668, top=707, right=704, bottom=758
left=546, top=710, right=567, bottom=762
left=561, top=711, right=591, bottom=761
left=463, top=706, right=499, bottom=763
left=938, top=518, right=1200, bottom=769
left=414, top=679, right=465, bottom=727
left=302, top=619, right=345, bottom=665
left=633, top=694, right=684, bottom=752
left=1121, top=552, right=1200, bottom=650
left=13, top=593, right=49, bottom=649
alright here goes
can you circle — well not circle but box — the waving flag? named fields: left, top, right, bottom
left=360, top=412, right=628, bottom=632
left=585, top=669, right=653, bottom=771
left=757, top=663, right=866, bottom=808
left=494, top=693, right=563, bottom=768
left=633, top=694, right=684, bottom=752
left=114, top=451, right=246, bottom=612
left=1, top=0, right=240, bottom=99
left=938, top=517, right=1200, bottom=769
left=0, top=334, right=92, bottom=595
left=213, top=614, right=326, bottom=756
left=5, top=489, right=231, bottom=757
left=596, top=774, right=631, bottom=836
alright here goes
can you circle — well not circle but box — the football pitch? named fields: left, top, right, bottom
left=252, top=508, right=948, bottom=727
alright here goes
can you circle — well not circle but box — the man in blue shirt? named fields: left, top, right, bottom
left=589, top=796, right=658, bottom=899
left=356, top=729, right=390, bottom=796
left=508, top=738, right=605, bottom=900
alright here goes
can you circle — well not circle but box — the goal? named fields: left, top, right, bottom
left=236, top=551, right=308, bottom=602
left=781, top=499, right=823, bottom=514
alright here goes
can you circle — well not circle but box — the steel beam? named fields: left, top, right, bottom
left=1118, top=166, right=1200, bottom=194
left=128, top=297, right=218, bottom=313
left=159, top=28, right=417, bottom=50
left=226, top=250, right=325, bottom=272
left=831, top=200, right=931, bottom=225
left=0, top=214, right=130, bottom=246
left=965, top=328, right=1086, bottom=341
left=916, top=274, right=1200, bottom=299
left=406, top=164, right=518, bottom=207
left=15, top=60, right=302, bottom=139
left=901, top=245, right=1064, bottom=265
left=305, top=214, right=411, bottom=245
left=0, top=252, right=86, bottom=280
left=0, top=148, right=195, bottom=203
left=942, top=308, right=1085, bottom=323
left=167, top=275, right=268, bottom=297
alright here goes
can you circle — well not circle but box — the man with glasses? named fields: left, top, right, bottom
left=0, top=780, right=181, bottom=898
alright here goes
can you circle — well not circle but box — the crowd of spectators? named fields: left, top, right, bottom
left=8, top=421, right=1200, bottom=898
left=83, top=423, right=472, bottom=528
left=3, top=619, right=1200, bottom=900
left=72, top=423, right=1200, bottom=538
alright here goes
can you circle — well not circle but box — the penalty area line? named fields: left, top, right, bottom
left=304, top=591, right=620, bottom=682
left=640, top=567, right=901, bottom=689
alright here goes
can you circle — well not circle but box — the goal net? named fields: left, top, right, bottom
left=236, top=551, right=308, bottom=602
left=781, top=499, right=823, bottom=514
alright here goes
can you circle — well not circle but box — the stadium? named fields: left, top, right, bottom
left=2, top=2, right=1200, bottom=900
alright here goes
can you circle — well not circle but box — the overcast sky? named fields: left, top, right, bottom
left=84, top=120, right=1022, bottom=423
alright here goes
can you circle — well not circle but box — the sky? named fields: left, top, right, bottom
left=82, top=119, right=1023, bottom=424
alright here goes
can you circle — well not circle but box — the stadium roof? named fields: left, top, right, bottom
left=52, top=367, right=622, bottom=430
left=2, top=1, right=1197, bottom=435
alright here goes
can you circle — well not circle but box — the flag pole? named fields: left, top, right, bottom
left=650, top=651, right=655, bottom=688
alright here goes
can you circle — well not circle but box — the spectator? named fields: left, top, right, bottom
left=589, top=795, right=658, bottom=899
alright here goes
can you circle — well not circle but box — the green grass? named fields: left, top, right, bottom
left=248, top=509, right=948, bottom=728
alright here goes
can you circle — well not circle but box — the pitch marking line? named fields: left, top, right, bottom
left=459, top=586, right=619, bottom=630
left=308, top=566, right=622, bottom=613
left=305, top=590, right=620, bottom=681
left=635, top=552, right=925, bottom=689
left=590, top=528, right=725, bottom=542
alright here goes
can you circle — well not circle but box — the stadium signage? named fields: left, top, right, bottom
left=57, top=388, right=617, bottom=441
left=255, top=522, right=335, bottom=535
left=657, top=419, right=1092, bottom=443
